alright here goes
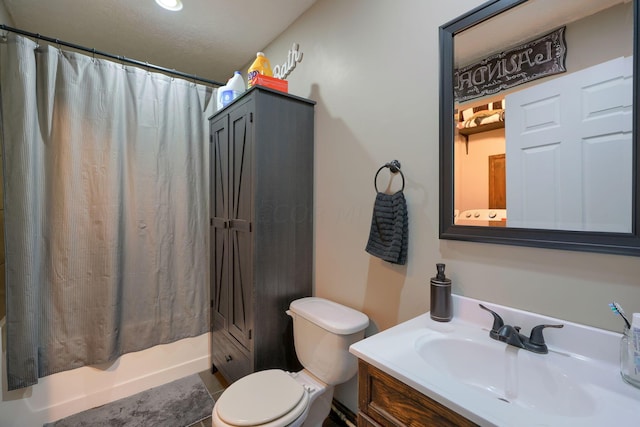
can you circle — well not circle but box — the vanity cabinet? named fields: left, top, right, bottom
left=209, top=87, right=315, bottom=383
left=357, top=360, right=478, bottom=427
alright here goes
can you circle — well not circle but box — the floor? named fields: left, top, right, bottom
left=188, top=370, right=346, bottom=427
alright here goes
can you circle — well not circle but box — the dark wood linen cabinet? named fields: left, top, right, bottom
left=208, top=87, right=315, bottom=383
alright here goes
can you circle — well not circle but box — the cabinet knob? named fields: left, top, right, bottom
left=225, top=355, right=233, bottom=362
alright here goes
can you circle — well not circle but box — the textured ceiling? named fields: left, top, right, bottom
left=2, top=0, right=317, bottom=84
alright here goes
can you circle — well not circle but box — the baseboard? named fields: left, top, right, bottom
left=329, top=398, right=358, bottom=427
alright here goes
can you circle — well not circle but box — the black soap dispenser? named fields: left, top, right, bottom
left=430, top=263, right=452, bottom=322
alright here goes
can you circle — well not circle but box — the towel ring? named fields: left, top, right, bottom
left=374, top=160, right=405, bottom=192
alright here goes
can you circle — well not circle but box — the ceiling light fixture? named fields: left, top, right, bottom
left=155, top=0, right=183, bottom=11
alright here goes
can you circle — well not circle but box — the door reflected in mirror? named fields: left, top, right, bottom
left=452, top=0, right=633, bottom=232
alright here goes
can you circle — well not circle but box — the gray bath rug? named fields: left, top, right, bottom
left=44, top=374, right=214, bottom=427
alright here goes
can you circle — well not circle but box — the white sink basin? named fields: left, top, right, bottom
left=415, top=335, right=595, bottom=417
left=350, top=295, right=640, bottom=427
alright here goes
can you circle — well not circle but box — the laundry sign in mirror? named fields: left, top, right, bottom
left=454, top=27, right=567, bottom=102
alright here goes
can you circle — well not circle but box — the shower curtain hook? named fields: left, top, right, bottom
left=91, top=48, right=96, bottom=62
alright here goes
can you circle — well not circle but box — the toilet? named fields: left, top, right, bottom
left=211, top=297, right=369, bottom=427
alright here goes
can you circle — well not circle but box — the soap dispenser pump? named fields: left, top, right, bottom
left=430, top=263, right=452, bottom=322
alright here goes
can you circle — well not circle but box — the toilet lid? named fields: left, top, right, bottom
left=216, top=369, right=306, bottom=426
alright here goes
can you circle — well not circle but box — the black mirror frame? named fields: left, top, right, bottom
left=439, top=0, right=640, bottom=256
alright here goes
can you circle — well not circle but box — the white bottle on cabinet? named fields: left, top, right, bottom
left=227, top=71, right=245, bottom=100
left=216, top=72, right=246, bottom=110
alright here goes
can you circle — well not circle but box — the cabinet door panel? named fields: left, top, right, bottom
left=210, top=116, right=229, bottom=332
left=228, top=104, right=253, bottom=350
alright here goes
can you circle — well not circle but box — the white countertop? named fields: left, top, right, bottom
left=349, top=295, right=640, bottom=427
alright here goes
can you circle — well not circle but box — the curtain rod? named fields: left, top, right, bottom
left=0, top=24, right=225, bottom=87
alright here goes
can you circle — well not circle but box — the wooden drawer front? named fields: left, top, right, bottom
left=212, top=331, right=252, bottom=383
left=358, top=361, right=478, bottom=427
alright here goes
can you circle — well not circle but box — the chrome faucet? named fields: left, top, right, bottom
left=479, top=304, right=563, bottom=354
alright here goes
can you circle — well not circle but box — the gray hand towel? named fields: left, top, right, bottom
left=365, top=191, right=408, bottom=265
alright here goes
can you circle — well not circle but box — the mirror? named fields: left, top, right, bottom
left=439, top=0, right=640, bottom=256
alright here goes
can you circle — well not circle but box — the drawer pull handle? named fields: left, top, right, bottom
left=225, top=355, right=233, bottom=362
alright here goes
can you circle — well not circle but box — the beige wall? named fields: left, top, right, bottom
left=261, top=0, right=640, bottom=333
left=258, top=0, right=640, bottom=410
left=0, top=0, right=12, bottom=25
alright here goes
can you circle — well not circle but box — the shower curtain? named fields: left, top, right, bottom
left=0, top=33, right=214, bottom=390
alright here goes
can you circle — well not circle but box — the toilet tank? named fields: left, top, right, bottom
left=288, top=297, right=369, bottom=385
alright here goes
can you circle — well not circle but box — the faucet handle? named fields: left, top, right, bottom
left=479, top=304, right=504, bottom=339
left=528, top=324, right=564, bottom=348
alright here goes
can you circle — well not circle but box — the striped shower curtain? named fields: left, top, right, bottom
left=0, top=33, right=214, bottom=390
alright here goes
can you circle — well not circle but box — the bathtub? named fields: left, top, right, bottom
left=0, top=316, right=210, bottom=426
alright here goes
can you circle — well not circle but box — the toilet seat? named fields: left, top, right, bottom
left=215, top=369, right=309, bottom=427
